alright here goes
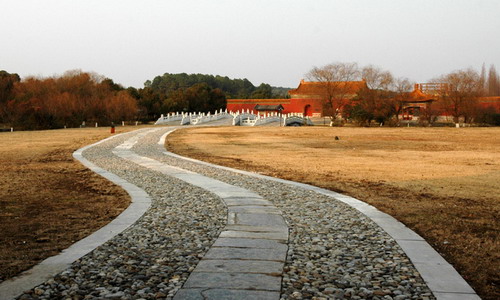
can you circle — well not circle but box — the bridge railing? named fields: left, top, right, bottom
left=191, top=109, right=233, bottom=125
left=154, top=112, right=183, bottom=125
left=156, top=110, right=313, bottom=126
left=155, top=109, right=234, bottom=126
left=284, top=115, right=313, bottom=126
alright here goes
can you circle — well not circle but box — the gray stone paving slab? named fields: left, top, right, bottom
left=227, top=212, right=237, bottom=225
left=234, top=213, right=287, bottom=227
left=193, top=259, right=284, bottom=274
left=182, top=272, right=282, bottom=290
left=224, top=197, right=273, bottom=206
left=219, top=230, right=288, bottom=241
left=432, top=292, right=481, bottom=300
left=225, top=224, right=288, bottom=232
left=228, top=205, right=281, bottom=214
left=398, top=240, right=450, bottom=264
left=414, top=262, right=477, bottom=294
left=213, top=238, right=288, bottom=250
left=0, top=264, right=67, bottom=300
left=211, top=189, right=263, bottom=199
left=205, top=247, right=286, bottom=261
left=173, top=288, right=280, bottom=300
left=371, top=216, right=426, bottom=241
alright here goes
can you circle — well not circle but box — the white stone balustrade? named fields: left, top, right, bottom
left=232, top=111, right=286, bottom=126
left=283, top=115, right=314, bottom=126
left=156, top=110, right=312, bottom=127
left=155, top=109, right=234, bottom=126
left=191, top=110, right=233, bottom=125
left=154, top=112, right=184, bottom=125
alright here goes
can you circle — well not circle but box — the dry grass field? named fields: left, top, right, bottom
left=168, top=126, right=500, bottom=300
left=0, top=127, right=138, bottom=283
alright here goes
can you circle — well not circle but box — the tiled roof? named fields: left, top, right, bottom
left=479, top=96, right=500, bottom=103
left=405, top=89, right=434, bottom=102
left=288, top=79, right=367, bottom=97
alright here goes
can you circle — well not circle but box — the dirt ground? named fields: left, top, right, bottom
left=0, top=127, right=140, bottom=283
left=167, top=126, right=500, bottom=300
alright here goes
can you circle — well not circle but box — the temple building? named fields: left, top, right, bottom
left=226, top=79, right=367, bottom=117
left=226, top=79, right=500, bottom=119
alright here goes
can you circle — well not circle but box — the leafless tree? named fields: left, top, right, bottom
left=391, top=77, right=414, bottom=124
left=357, top=65, right=395, bottom=125
left=306, top=62, right=360, bottom=124
left=438, top=68, right=482, bottom=124
left=362, top=65, right=393, bottom=90
left=418, top=103, right=440, bottom=126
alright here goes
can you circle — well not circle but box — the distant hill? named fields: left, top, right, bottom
left=146, top=73, right=290, bottom=99
left=271, top=86, right=291, bottom=98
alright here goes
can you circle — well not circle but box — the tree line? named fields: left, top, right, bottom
left=480, top=64, right=500, bottom=97
left=307, top=62, right=500, bottom=126
left=0, top=70, right=288, bottom=130
left=0, top=70, right=137, bottom=130
left=1, top=65, right=499, bottom=130
left=127, top=73, right=289, bottom=121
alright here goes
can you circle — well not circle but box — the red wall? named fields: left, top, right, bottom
left=227, top=98, right=323, bottom=116
left=478, top=97, right=500, bottom=112
left=286, top=98, right=323, bottom=116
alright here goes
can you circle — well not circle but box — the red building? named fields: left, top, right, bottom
left=227, top=79, right=367, bottom=117
left=227, top=80, right=500, bottom=119
left=401, top=83, right=500, bottom=119
left=478, top=96, right=500, bottom=111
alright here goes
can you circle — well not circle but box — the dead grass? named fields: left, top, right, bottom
left=167, top=126, right=500, bottom=300
left=0, top=126, right=143, bottom=282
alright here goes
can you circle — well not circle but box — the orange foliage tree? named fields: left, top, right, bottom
left=0, top=70, right=138, bottom=130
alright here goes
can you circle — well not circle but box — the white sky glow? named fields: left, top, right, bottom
left=1, top=0, right=499, bottom=88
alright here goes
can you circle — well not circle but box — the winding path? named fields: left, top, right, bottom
left=0, top=126, right=479, bottom=300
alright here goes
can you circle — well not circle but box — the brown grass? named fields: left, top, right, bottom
left=0, top=127, right=140, bottom=282
left=167, top=126, right=500, bottom=300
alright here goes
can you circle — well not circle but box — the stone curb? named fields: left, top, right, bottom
left=0, top=131, right=151, bottom=300
left=162, top=128, right=480, bottom=300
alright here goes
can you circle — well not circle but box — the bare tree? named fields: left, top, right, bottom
left=357, top=65, right=395, bottom=125
left=306, top=62, right=360, bottom=124
left=362, top=65, right=393, bottom=90
left=438, top=68, right=482, bottom=124
left=391, top=77, right=414, bottom=124
left=418, top=103, right=440, bottom=126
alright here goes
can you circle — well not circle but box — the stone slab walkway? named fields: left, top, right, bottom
left=113, top=129, right=288, bottom=299
left=0, top=126, right=481, bottom=300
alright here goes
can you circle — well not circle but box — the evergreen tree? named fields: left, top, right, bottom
left=487, top=65, right=500, bottom=96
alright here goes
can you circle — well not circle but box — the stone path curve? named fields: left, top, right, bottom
left=114, top=128, right=289, bottom=299
left=0, top=126, right=480, bottom=300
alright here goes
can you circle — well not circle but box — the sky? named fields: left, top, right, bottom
left=1, top=0, right=499, bottom=89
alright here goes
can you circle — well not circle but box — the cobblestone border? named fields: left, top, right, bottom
left=0, top=132, right=151, bottom=300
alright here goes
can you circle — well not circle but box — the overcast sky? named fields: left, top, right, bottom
left=1, top=0, right=499, bottom=88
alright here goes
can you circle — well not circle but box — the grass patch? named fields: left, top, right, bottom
left=0, top=126, right=143, bottom=282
